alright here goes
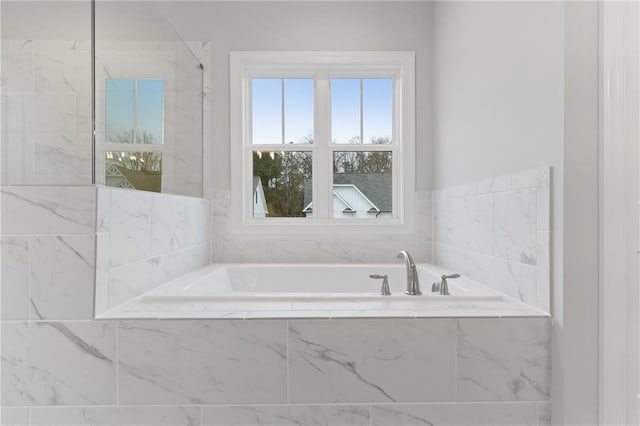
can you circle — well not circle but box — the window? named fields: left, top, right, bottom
left=230, top=52, right=415, bottom=235
left=104, top=78, right=164, bottom=192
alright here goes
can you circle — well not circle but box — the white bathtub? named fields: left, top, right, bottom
left=100, top=263, right=548, bottom=319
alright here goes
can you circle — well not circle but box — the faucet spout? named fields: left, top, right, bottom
left=396, top=250, right=421, bottom=295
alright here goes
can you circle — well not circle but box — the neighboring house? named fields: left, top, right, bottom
left=253, top=176, right=269, bottom=218
left=105, top=161, right=162, bottom=193
left=303, top=173, right=392, bottom=219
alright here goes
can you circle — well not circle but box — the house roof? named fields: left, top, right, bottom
left=303, top=173, right=392, bottom=212
left=106, top=162, right=161, bottom=193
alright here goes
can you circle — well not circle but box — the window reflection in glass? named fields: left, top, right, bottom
left=105, top=151, right=162, bottom=193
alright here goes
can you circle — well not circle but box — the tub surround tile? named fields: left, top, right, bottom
left=96, top=187, right=211, bottom=313
left=108, top=189, right=152, bottom=268
left=536, top=231, right=551, bottom=312
left=432, top=167, right=551, bottom=312
left=1, top=321, right=116, bottom=406
left=0, top=407, right=29, bottom=426
left=117, top=320, right=287, bottom=404
left=1, top=186, right=95, bottom=234
left=29, top=406, right=200, bottom=426
left=288, top=319, right=455, bottom=403
left=150, top=193, right=209, bottom=256
left=535, top=168, right=551, bottom=231
left=268, top=241, right=352, bottom=263
left=456, top=318, right=551, bottom=401
left=202, top=405, right=370, bottom=426
left=29, top=235, right=95, bottom=320
left=433, top=195, right=493, bottom=255
left=351, top=240, right=430, bottom=264
left=1, top=237, right=29, bottom=320
left=371, top=403, right=538, bottom=426
left=493, top=189, right=537, bottom=265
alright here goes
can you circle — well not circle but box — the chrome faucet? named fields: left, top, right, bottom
left=396, top=250, right=421, bottom=295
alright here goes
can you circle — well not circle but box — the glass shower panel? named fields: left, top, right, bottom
left=0, top=1, right=92, bottom=185
left=95, top=2, right=203, bottom=196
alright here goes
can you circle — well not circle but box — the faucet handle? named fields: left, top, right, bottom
left=369, top=274, right=391, bottom=296
left=439, top=273, right=460, bottom=296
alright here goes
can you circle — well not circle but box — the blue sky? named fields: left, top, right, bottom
left=106, top=79, right=164, bottom=144
left=252, top=78, right=392, bottom=145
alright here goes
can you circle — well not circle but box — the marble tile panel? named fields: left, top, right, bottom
left=94, top=232, right=110, bottom=316
left=288, top=319, right=455, bottom=403
left=433, top=194, right=493, bottom=255
left=117, top=320, right=287, bottom=404
left=95, top=51, right=176, bottom=88
left=27, top=92, right=76, bottom=133
left=1, top=237, right=29, bottom=320
left=0, top=407, right=29, bottom=426
left=351, top=240, right=430, bottom=263
left=76, top=90, right=93, bottom=133
left=268, top=240, right=352, bottom=263
left=536, top=231, right=551, bottom=312
left=1, top=134, right=29, bottom=176
left=202, top=405, right=370, bottom=426
left=536, top=168, right=551, bottom=231
left=107, top=259, right=152, bottom=309
left=213, top=240, right=271, bottom=263
left=493, top=189, right=537, bottom=265
left=1, top=50, right=34, bottom=91
left=457, top=318, right=551, bottom=401
left=34, top=50, right=90, bottom=92
left=30, top=406, right=200, bottom=426
left=1, top=186, right=95, bottom=234
left=33, top=134, right=92, bottom=176
left=108, top=188, right=152, bottom=267
left=1, top=91, right=26, bottom=133
left=371, top=403, right=538, bottom=426
left=29, top=235, right=95, bottom=320
left=150, top=193, right=209, bottom=256
left=164, top=92, right=202, bottom=134
left=96, top=186, right=111, bottom=232
left=2, top=321, right=116, bottom=405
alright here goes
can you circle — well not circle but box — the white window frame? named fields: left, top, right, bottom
left=229, top=51, right=415, bottom=237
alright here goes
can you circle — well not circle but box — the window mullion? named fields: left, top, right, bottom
left=314, top=76, right=331, bottom=220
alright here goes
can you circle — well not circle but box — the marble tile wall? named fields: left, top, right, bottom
left=94, top=186, right=210, bottom=314
left=210, top=190, right=433, bottom=264
left=1, top=40, right=92, bottom=186
left=433, top=167, right=551, bottom=312
left=2, top=317, right=551, bottom=426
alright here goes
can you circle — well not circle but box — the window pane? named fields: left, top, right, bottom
left=333, top=151, right=392, bottom=219
left=106, top=79, right=134, bottom=143
left=363, top=79, right=392, bottom=145
left=105, top=151, right=162, bottom=193
left=252, top=150, right=312, bottom=218
left=284, top=79, right=313, bottom=144
left=136, top=79, right=164, bottom=144
left=331, top=79, right=360, bottom=144
left=252, top=79, right=282, bottom=145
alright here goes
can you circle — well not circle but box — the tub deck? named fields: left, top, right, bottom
left=97, top=263, right=549, bottom=319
